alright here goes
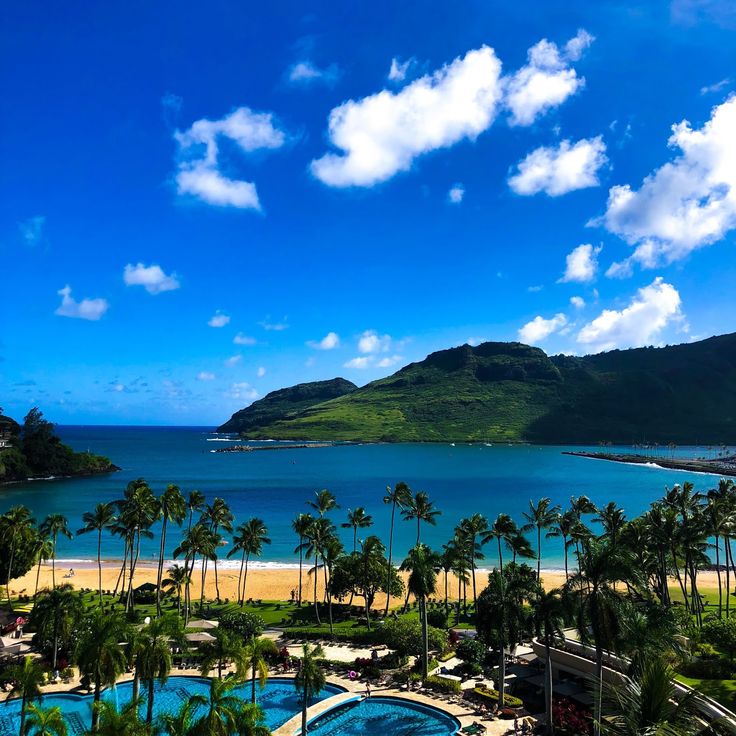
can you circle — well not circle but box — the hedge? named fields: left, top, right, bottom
left=284, top=627, right=375, bottom=644
left=424, top=675, right=462, bottom=694
left=473, top=686, right=523, bottom=709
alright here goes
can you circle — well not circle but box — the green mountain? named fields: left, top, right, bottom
left=218, top=377, right=358, bottom=434
left=217, top=333, right=736, bottom=444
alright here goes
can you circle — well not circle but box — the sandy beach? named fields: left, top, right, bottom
left=7, top=562, right=723, bottom=608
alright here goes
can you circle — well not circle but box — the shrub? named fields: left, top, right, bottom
left=679, top=658, right=732, bottom=679
left=424, top=675, right=461, bottom=694
left=219, top=611, right=265, bottom=640
left=427, top=609, right=448, bottom=629
left=553, top=698, right=592, bottom=735
left=460, top=662, right=483, bottom=676
left=437, top=650, right=456, bottom=663
left=702, top=617, right=736, bottom=662
left=378, top=619, right=447, bottom=657
left=456, top=638, right=486, bottom=665
left=473, top=686, right=523, bottom=709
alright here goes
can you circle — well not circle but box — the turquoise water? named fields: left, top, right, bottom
left=306, top=696, right=460, bottom=736
left=0, top=426, right=729, bottom=567
left=0, top=676, right=343, bottom=735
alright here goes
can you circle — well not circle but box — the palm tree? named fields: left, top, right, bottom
left=402, top=544, right=439, bottom=678
left=229, top=518, right=271, bottom=605
left=137, top=614, right=185, bottom=725
left=186, top=490, right=206, bottom=532
left=440, top=543, right=457, bottom=616
left=155, top=484, right=186, bottom=615
left=93, top=698, right=151, bottom=736
left=31, top=585, right=82, bottom=670
left=342, top=507, right=374, bottom=552
left=200, top=628, right=248, bottom=680
left=481, top=513, right=518, bottom=573
left=75, top=609, right=129, bottom=731
left=1, top=505, right=35, bottom=609
left=4, top=655, right=45, bottom=736
left=547, top=510, right=577, bottom=582
left=244, top=636, right=278, bottom=703
left=307, top=489, right=339, bottom=517
left=598, top=657, right=702, bottom=735
left=39, top=513, right=72, bottom=589
left=162, top=564, right=190, bottom=615
left=174, top=521, right=217, bottom=617
left=532, top=589, right=568, bottom=735
left=323, top=536, right=344, bottom=634
left=77, top=502, right=117, bottom=604
left=303, top=517, right=335, bottom=625
left=522, top=498, right=560, bottom=582
left=594, top=502, right=627, bottom=550
left=402, top=491, right=440, bottom=544
left=233, top=702, right=270, bottom=736
left=294, top=643, right=326, bottom=735
left=457, top=513, right=488, bottom=610
left=190, top=678, right=243, bottom=736
left=383, top=482, right=412, bottom=615
left=24, top=704, right=68, bottom=736
left=292, top=513, right=314, bottom=608
left=159, top=699, right=199, bottom=736
left=202, top=498, right=234, bottom=603
left=31, top=535, right=53, bottom=601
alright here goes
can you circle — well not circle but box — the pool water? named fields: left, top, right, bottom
left=305, top=697, right=460, bottom=736
left=0, top=677, right=344, bottom=735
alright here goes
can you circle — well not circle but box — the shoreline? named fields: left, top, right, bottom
left=564, top=450, right=736, bottom=478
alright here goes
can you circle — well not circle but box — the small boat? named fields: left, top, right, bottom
left=450, top=443, right=456, bottom=447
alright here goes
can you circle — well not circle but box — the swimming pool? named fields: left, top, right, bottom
left=0, top=676, right=344, bottom=735
left=305, top=696, right=461, bottom=736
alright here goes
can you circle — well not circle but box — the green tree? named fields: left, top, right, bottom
left=3, top=655, right=45, bottom=736
left=1, top=505, right=36, bottom=608
left=202, top=498, right=234, bottom=603
left=292, top=513, right=314, bottom=608
left=77, top=502, right=117, bottom=604
left=294, top=643, right=326, bottom=735
left=199, top=628, right=248, bottom=680
left=189, top=678, right=243, bottom=736
left=39, top=514, right=72, bottom=589
left=481, top=514, right=518, bottom=573
left=93, top=698, right=152, bottom=736
left=24, top=704, right=68, bottom=736
left=162, top=564, right=190, bottom=616
left=30, top=585, right=83, bottom=670
left=457, top=514, right=488, bottom=610
left=522, top=498, right=560, bottom=581
left=401, top=491, right=440, bottom=544
left=307, top=489, right=339, bottom=517
left=159, top=698, right=199, bottom=736
left=342, top=507, right=373, bottom=552
left=382, top=482, right=412, bottom=615
left=155, top=484, right=186, bottom=615
left=229, top=518, right=271, bottom=606
left=243, top=636, right=278, bottom=704
left=31, top=535, right=53, bottom=601
left=546, top=510, right=578, bottom=582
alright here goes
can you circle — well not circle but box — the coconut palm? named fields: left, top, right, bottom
left=457, top=513, right=488, bottom=609
left=1, top=505, right=35, bottom=609
left=401, top=491, right=440, bottom=544
left=189, top=678, right=243, bottom=736
left=174, top=522, right=217, bottom=617
left=202, top=498, right=234, bottom=603
left=77, top=502, right=117, bottom=604
left=402, top=544, right=439, bottom=679
left=31, top=585, right=83, bottom=670
left=199, top=628, right=248, bottom=680
left=159, top=699, right=199, bottom=736
left=546, top=510, right=577, bottom=582
left=24, top=704, right=68, bottom=736
left=303, top=517, right=335, bottom=625
left=75, top=609, right=130, bottom=731
left=93, top=698, right=152, bottom=736
left=383, top=482, right=412, bottom=615
left=322, top=536, right=344, bottom=634
left=229, top=518, right=271, bottom=605
left=342, top=507, right=374, bottom=552
left=594, top=502, right=627, bottom=550
left=233, top=702, right=270, bottom=736
left=4, top=655, right=45, bottom=736
left=307, top=489, right=339, bottom=517
left=31, top=535, right=53, bottom=601
left=244, top=636, right=278, bottom=703
left=522, top=498, right=560, bottom=581
left=162, top=564, right=190, bottom=615
left=155, top=484, right=186, bottom=615
left=186, top=490, right=206, bottom=532
left=39, top=513, right=72, bottom=589
left=481, top=513, right=518, bottom=573
left=292, top=513, right=314, bottom=607
left=294, top=643, right=326, bottom=735
left=137, top=614, right=185, bottom=725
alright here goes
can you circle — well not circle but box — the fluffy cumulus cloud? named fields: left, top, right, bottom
left=376, top=354, right=403, bottom=368
left=311, top=32, right=591, bottom=188
left=308, top=331, right=340, bottom=350
left=196, top=371, right=215, bottom=381
left=518, top=313, right=568, bottom=344
left=174, top=107, right=286, bottom=209
left=257, top=366, right=266, bottom=377
left=311, top=46, right=503, bottom=187
left=570, top=295, right=586, bottom=309
left=603, top=97, right=736, bottom=274
left=233, top=333, right=257, bottom=346
left=504, top=30, right=592, bottom=126
left=55, top=285, right=109, bottom=321
left=508, top=137, right=607, bottom=196
left=448, top=184, right=465, bottom=204
left=558, top=244, right=602, bottom=283
left=388, top=57, right=415, bottom=83
left=577, top=277, right=684, bottom=352
left=224, top=355, right=242, bottom=367
left=227, top=382, right=258, bottom=402
left=124, top=263, right=180, bottom=294
left=208, top=310, right=230, bottom=328
left=344, top=356, right=371, bottom=369
left=358, top=330, right=392, bottom=354
left=287, top=60, right=340, bottom=85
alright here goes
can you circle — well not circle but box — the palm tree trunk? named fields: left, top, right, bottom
left=6, top=533, right=16, bottom=610
left=420, top=596, right=429, bottom=679
left=251, top=661, right=257, bottom=703
left=313, top=567, right=321, bottom=625
left=594, top=648, right=603, bottom=736
left=444, top=571, right=449, bottom=615
left=471, top=551, right=477, bottom=611
left=416, top=517, right=420, bottom=545
left=114, top=542, right=128, bottom=597
left=237, top=550, right=246, bottom=606
left=716, top=535, right=723, bottom=618
left=34, top=556, right=42, bottom=602
left=200, top=556, right=207, bottom=611
left=20, top=693, right=27, bottom=736
left=727, top=537, right=733, bottom=618
left=301, top=691, right=308, bottom=735
left=51, top=535, right=57, bottom=589
left=545, top=638, right=554, bottom=735
left=537, top=526, right=542, bottom=581
left=563, top=535, right=569, bottom=582
left=497, top=647, right=506, bottom=708
left=243, top=554, right=250, bottom=604
left=298, top=538, right=304, bottom=607
left=146, top=679, right=155, bottom=724
left=384, top=502, right=396, bottom=617
left=92, top=680, right=101, bottom=731
left=97, top=528, right=103, bottom=605
left=156, top=516, right=168, bottom=616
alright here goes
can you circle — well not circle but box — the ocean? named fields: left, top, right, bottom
left=0, top=426, right=729, bottom=569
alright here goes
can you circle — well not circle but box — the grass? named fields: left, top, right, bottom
left=677, top=675, right=736, bottom=712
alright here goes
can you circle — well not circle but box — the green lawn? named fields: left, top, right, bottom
left=677, top=675, right=736, bottom=712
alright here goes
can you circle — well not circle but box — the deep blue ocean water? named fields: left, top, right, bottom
left=0, top=426, right=730, bottom=568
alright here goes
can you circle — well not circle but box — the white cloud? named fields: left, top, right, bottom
left=174, top=107, right=286, bottom=209
left=504, top=30, right=592, bottom=126
left=311, top=46, right=503, bottom=187
left=227, top=382, right=258, bottom=402
left=602, top=96, right=736, bottom=273
left=467, top=337, right=487, bottom=346
left=19, top=215, right=45, bottom=246
left=196, top=371, right=215, bottom=381
left=558, top=244, right=602, bottom=283
left=344, top=356, right=371, bottom=369
left=124, top=263, right=180, bottom=294
left=259, top=317, right=289, bottom=331
left=224, top=355, right=242, bottom=367
left=518, top=313, right=568, bottom=344
left=509, top=137, right=607, bottom=196
left=570, top=295, right=586, bottom=309
left=358, top=330, right=392, bottom=354
left=288, top=60, right=340, bottom=85
left=448, top=184, right=465, bottom=204
left=700, top=78, right=731, bottom=95
left=388, top=57, right=414, bottom=83
left=256, top=366, right=266, bottom=378
left=55, top=285, right=109, bottom=321
left=208, top=310, right=230, bottom=328
left=233, top=333, right=257, bottom=345
left=577, top=277, right=683, bottom=352
left=376, top=354, right=403, bottom=368
left=308, top=331, right=340, bottom=350
left=527, top=285, right=544, bottom=293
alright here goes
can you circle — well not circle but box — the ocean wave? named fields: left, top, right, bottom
left=206, top=437, right=243, bottom=442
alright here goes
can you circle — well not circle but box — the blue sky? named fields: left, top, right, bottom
left=2, top=0, right=736, bottom=425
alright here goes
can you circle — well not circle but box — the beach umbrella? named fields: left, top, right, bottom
left=187, top=619, right=219, bottom=630
left=185, top=631, right=216, bottom=643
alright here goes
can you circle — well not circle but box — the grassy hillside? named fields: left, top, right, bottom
left=219, top=334, right=736, bottom=444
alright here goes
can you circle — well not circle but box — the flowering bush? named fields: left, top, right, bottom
left=552, top=698, right=592, bottom=735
